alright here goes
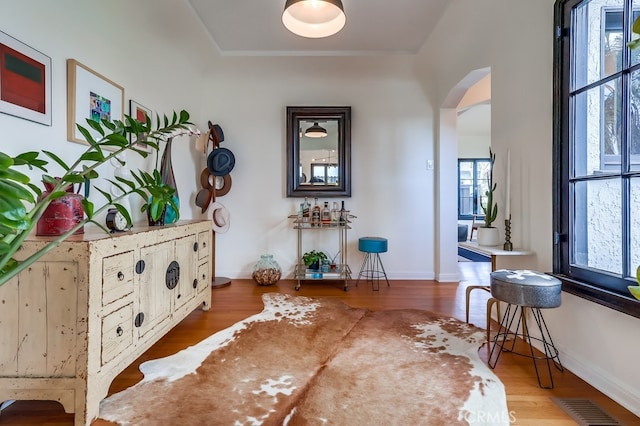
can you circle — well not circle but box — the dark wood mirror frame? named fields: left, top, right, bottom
left=286, top=106, right=351, bottom=197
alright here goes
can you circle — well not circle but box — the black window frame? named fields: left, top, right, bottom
left=554, top=0, right=640, bottom=318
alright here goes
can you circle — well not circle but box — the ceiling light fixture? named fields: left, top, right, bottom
left=304, top=122, right=328, bottom=138
left=282, top=0, right=346, bottom=39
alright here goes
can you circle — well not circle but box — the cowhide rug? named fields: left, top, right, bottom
left=98, top=294, right=509, bottom=425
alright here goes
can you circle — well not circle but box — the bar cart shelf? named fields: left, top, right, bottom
left=289, top=215, right=353, bottom=291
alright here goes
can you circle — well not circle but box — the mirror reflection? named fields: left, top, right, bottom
left=286, top=106, right=351, bottom=197
left=299, top=119, right=338, bottom=185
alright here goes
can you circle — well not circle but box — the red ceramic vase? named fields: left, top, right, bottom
left=36, top=180, right=85, bottom=236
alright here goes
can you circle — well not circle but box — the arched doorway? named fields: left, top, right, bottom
left=435, top=67, right=490, bottom=281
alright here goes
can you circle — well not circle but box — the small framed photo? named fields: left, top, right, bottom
left=0, top=31, right=52, bottom=125
left=129, top=99, right=152, bottom=152
left=67, top=59, right=124, bottom=148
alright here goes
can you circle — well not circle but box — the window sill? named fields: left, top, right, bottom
left=552, top=274, right=640, bottom=319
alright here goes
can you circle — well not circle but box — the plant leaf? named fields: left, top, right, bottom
left=0, top=152, right=13, bottom=169
left=0, top=167, right=31, bottom=184
left=114, top=203, right=132, bottom=227
left=94, top=187, right=113, bottom=203
left=42, top=150, right=71, bottom=171
left=63, top=174, right=85, bottom=184
left=86, top=119, right=105, bottom=136
left=114, top=175, right=136, bottom=190
left=0, top=179, right=36, bottom=204
left=77, top=125, right=98, bottom=147
left=80, top=151, right=105, bottom=162
left=81, top=198, right=94, bottom=219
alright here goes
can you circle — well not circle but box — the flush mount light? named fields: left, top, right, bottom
left=305, top=122, right=328, bottom=138
left=282, top=0, right=346, bottom=38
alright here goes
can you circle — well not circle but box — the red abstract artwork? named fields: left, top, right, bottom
left=0, top=43, right=46, bottom=113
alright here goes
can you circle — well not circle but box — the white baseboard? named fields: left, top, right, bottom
left=517, top=311, right=640, bottom=417
left=554, top=344, right=640, bottom=417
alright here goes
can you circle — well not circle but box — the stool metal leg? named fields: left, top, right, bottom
left=486, top=297, right=500, bottom=343
left=373, top=253, right=390, bottom=289
left=488, top=303, right=516, bottom=368
left=355, top=253, right=370, bottom=287
left=528, top=308, right=564, bottom=388
left=355, top=252, right=390, bottom=291
left=488, top=304, right=563, bottom=389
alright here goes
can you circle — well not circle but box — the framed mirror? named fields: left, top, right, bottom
left=286, top=106, right=351, bottom=197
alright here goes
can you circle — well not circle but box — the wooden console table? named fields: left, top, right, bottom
left=459, top=241, right=533, bottom=272
left=0, top=221, right=212, bottom=426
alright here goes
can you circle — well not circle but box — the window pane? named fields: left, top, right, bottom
left=630, top=69, right=640, bottom=170
left=327, top=165, right=338, bottom=184
left=630, top=177, right=640, bottom=270
left=604, top=7, right=625, bottom=77
left=573, top=0, right=624, bottom=89
left=573, top=178, right=622, bottom=274
left=476, top=161, right=491, bottom=215
left=630, top=6, right=640, bottom=66
left=459, top=161, right=474, bottom=216
left=572, top=79, right=622, bottom=176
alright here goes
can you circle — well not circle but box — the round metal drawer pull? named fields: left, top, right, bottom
left=116, top=326, right=123, bottom=337
left=165, top=261, right=180, bottom=290
left=135, top=312, right=145, bottom=327
left=117, top=271, right=125, bottom=281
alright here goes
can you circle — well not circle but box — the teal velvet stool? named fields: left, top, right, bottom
left=355, top=237, right=389, bottom=291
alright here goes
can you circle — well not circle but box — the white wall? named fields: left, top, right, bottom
left=458, top=104, right=491, bottom=158
left=419, top=0, right=640, bottom=414
left=201, top=57, right=435, bottom=280
left=0, top=0, right=212, bottom=224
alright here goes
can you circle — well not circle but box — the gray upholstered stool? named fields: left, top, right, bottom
left=355, top=237, right=389, bottom=291
left=488, top=269, right=564, bottom=389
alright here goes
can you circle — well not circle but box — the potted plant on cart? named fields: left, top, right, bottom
left=477, top=148, right=500, bottom=246
left=302, top=250, right=327, bottom=271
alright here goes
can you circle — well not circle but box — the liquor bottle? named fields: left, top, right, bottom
left=302, top=197, right=310, bottom=223
left=331, top=201, right=339, bottom=223
left=339, top=201, right=347, bottom=224
left=321, top=201, right=331, bottom=224
left=312, top=198, right=321, bottom=227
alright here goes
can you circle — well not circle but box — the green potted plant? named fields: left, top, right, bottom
left=136, top=168, right=180, bottom=226
left=477, top=148, right=500, bottom=246
left=302, top=250, right=328, bottom=270
left=0, top=110, right=192, bottom=288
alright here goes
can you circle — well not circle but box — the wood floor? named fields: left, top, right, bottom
left=1, top=262, right=638, bottom=425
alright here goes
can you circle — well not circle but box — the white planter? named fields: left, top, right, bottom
left=477, top=227, right=500, bottom=246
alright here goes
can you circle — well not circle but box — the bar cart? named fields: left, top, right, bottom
left=289, top=214, right=353, bottom=291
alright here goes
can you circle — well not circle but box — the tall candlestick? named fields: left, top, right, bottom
left=505, top=150, right=511, bottom=218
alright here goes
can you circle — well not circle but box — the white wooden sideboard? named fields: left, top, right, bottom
left=0, top=220, right=212, bottom=426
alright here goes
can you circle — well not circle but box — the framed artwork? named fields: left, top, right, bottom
left=0, top=31, right=52, bottom=125
left=67, top=59, right=124, bottom=147
left=129, top=99, right=152, bottom=152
